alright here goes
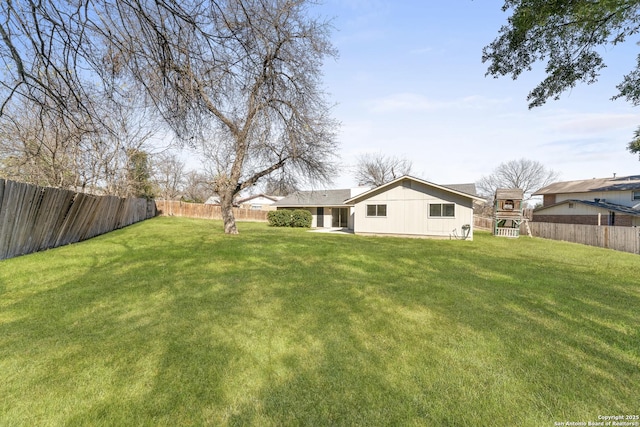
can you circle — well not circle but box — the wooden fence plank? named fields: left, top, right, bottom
left=528, top=222, right=639, bottom=255
left=0, top=179, right=157, bottom=260
left=155, top=200, right=268, bottom=222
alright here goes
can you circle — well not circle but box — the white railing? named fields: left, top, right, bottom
left=495, top=227, right=519, bottom=238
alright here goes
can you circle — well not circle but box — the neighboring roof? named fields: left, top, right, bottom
left=345, top=175, right=485, bottom=204
left=235, top=194, right=281, bottom=204
left=495, top=188, right=524, bottom=199
left=272, top=189, right=352, bottom=207
left=534, top=175, right=640, bottom=195
left=443, top=183, right=479, bottom=197
left=204, top=195, right=220, bottom=205
left=534, top=199, right=640, bottom=217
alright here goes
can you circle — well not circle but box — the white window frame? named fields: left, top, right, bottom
left=633, top=190, right=640, bottom=201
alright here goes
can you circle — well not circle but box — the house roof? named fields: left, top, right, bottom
left=344, top=175, right=485, bottom=204
left=272, top=189, right=352, bottom=207
left=534, top=175, right=640, bottom=195
left=534, top=199, right=640, bottom=217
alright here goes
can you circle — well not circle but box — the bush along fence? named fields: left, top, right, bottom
left=155, top=200, right=268, bottom=222
left=0, top=179, right=156, bottom=260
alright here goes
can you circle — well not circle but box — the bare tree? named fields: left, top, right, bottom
left=262, top=171, right=299, bottom=196
left=97, top=0, right=339, bottom=233
left=0, top=99, right=87, bottom=189
left=152, top=152, right=186, bottom=200
left=476, top=158, right=559, bottom=200
left=0, top=81, right=157, bottom=195
left=0, top=1, right=338, bottom=233
left=182, top=171, right=210, bottom=203
left=354, top=153, right=413, bottom=187
left=0, top=1, right=158, bottom=195
left=0, top=1, right=108, bottom=135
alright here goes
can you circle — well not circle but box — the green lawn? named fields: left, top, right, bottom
left=1, top=217, right=638, bottom=426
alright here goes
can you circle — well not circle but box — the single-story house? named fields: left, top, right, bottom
left=533, top=175, right=640, bottom=226
left=344, top=176, right=483, bottom=239
left=273, top=175, right=483, bottom=239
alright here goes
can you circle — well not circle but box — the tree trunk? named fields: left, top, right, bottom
left=219, top=190, right=238, bottom=235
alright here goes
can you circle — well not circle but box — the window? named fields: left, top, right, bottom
left=568, top=202, right=575, bottom=209
left=429, top=203, right=455, bottom=217
left=366, top=204, right=387, bottom=217
left=633, top=191, right=640, bottom=200
left=250, top=204, right=262, bottom=210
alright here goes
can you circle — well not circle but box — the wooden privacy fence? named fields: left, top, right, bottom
left=156, top=200, right=268, bottom=222
left=474, top=215, right=639, bottom=254
left=0, top=179, right=157, bottom=260
left=474, top=215, right=493, bottom=231
left=527, top=222, right=640, bottom=255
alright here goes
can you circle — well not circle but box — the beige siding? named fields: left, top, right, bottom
left=538, top=203, right=602, bottom=216
left=278, top=206, right=354, bottom=229
left=556, top=190, right=637, bottom=207
left=353, top=181, right=474, bottom=238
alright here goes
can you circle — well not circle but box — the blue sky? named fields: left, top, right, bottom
left=314, top=0, right=640, bottom=189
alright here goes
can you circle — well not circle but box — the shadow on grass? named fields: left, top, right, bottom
left=1, top=219, right=638, bottom=425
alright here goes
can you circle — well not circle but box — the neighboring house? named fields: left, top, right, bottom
left=272, top=187, right=370, bottom=229
left=533, top=175, right=640, bottom=226
left=204, top=195, right=221, bottom=205
left=235, top=194, right=283, bottom=211
left=204, top=193, right=281, bottom=209
left=344, top=176, right=483, bottom=239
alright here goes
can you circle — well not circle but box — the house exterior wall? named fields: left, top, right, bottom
left=238, top=196, right=278, bottom=210
left=352, top=181, right=474, bottom=238
left=535, top=203, right=598, bottom=216
left=305, top=207, right=332, bottom=228
left=533, top=203, right=639, bottom=226
left=534, top=214, right=635, bottom=226
left=277, top=206, right=354, bottom=229
left=552, top=190, right=638, bottom=208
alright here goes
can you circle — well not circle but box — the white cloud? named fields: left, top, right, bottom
left=550, top=113, right=638, bottom=134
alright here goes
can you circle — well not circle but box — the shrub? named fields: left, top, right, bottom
left=267, top=209, right=312, bottom=227
left=267, top=210, right=292, bottom=227
left=290, top=209, right=312, bottom=228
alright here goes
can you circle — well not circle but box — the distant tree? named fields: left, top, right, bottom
left=152, top=152, right=185, bottom=200
left=182, top=171, right=210, bottom=204
left=125, top=149, right=154, bottom=199
left=483, top=0, right=640, bottom=157
left=354, top=153, right=413, bottom=187
left=262, top=171, right=300, bottom=196
left=0, top=101, right=84, bottom=189
left=477, top=158, right=559, bottom=200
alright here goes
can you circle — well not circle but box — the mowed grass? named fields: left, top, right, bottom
left=0, top=217, right=638, bottom=426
